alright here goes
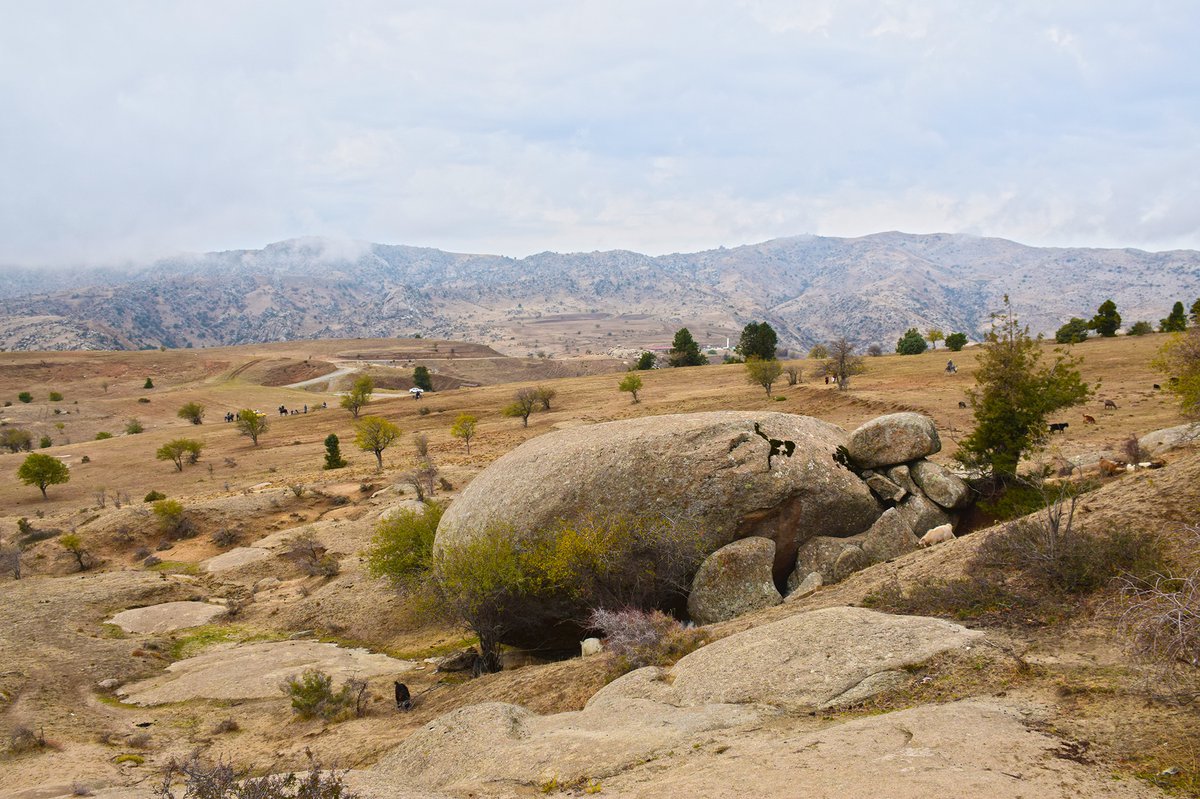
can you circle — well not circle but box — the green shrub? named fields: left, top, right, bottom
left=366, top=502, right=444, bottom=589
left=48, top=392, right=63, bottom=402
left=95, top=432, right=113, bottom=440
left=144, top=378, right=154, bottom=389
left=322, top=434, right=346, bottom=470
left=280, top=670, right=365, bottom=720
left=125, top=418, right=144, bottom=434
left=152, top=499, right=195, bottom=539
left=895, top=328, right=927, bottom=355
left=17, top=392, right=32, bottom=403
left=38, top=436, right=52, bottom=448
left=143, top=490, right=166, bottom=503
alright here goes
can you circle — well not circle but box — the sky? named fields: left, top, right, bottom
left=2, top=1, right=1199, bottom=267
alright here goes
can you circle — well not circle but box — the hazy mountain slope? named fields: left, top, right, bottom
left=2, top=232, right=1197, bottom=353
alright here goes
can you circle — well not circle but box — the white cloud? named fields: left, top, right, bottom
left=0, top=1, right=1198, bottom=267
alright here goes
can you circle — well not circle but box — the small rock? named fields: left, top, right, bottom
left=97, top=678, right=120, bottom=690
left=688, top=537, right=782, bottom=625
left=861, top=508, right=920, bottom=562
left=847, top=413, right=941, bottom=469
left=895, top=492, right=953, bottom=538
left=833, top=546, right=871, bottom=581
left=786, top=571, right=823, bottom=600
left=864, top=473, right=907, bottom=503
left=253, top=577, right=281, bottom=593
left=909, top=460, right=972, bottom=510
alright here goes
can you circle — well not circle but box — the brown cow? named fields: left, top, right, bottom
left=1083, top=414, right=1097, bottom=424
left=1098, top=458, right=1124, bottom=476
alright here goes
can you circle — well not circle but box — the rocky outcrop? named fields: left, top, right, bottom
left=860, top=508, right=920, bottom=562
left=847, top=412, right=941, bottom=469
left=688, top=538, right=782, bottom=625
left=373, top=607, right=987, bottom=794
left=436, top=412, right=881, bottom=581
left=896, top=492, right=954, bottom=537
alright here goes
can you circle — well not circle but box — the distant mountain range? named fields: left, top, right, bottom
left=2, top=232, right=1198, bottom=354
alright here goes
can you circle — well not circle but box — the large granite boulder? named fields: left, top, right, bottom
left=909, top=460, right=971, bottom=510
left=847, top=413, right=941, bottom=469
left=895, top=492, right=953, bottom=537
left=860, top=508, right=920, bottom=562
left=788, top=535, right=867, bottom=588
left=688, top=537, right=782, bottom=625
left=436, top=412, right=881, bottom=582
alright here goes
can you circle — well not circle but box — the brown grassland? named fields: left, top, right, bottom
left=0, top=332, right=1197, bottom=796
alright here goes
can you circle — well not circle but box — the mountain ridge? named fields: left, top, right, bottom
left=2, top=231, right=1198, bottom=354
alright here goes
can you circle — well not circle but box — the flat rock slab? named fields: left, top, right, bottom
left=118, top=640, right=415, bottom=705
left=202, top=547, right=271, bottom=573
left=107, top=601, right=226, bottom=634
left=596, top=606, right=984, bottom=712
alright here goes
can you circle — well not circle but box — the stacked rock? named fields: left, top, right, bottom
left=784, top=412, right=971, bottom=597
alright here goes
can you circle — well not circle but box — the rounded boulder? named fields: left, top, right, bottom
left=847, top=412, right=941, bottom=469
left=435, top=411, right=882, bottom=581
left=688, top=537, right=782, bottom=625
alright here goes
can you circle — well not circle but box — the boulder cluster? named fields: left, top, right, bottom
left=689, top=412, right=971, bottom=623
left=434, top=410, right=972, bottom=638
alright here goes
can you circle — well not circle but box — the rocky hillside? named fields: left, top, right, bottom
left=2, top=232, right=1198, bottom=353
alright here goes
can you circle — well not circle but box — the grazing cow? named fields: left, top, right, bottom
left=958, top=401, right=967, bottom=409
left=919, top=524, right=956, bottom=547
left=1049, top=422, right=1069, bottom=433
left=1104, top=399, right=1118, bottom=410
left=1082, top=414, right=1097, bottom=424
left=1098, top=457, right=1124, bottom=477
left=394, top=681, right=412, bottom=711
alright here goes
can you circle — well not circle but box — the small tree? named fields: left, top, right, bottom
left=152, top=499, right=194, bottom=539
left=744, top=358, right=783, bottom=396
left=945, top=332, right=969, bottom=351
left=235, top=409, right=268, bottom=445
left=156, top=439, right=204, bottom=472
left=0, top=543, right=20, bottom=580
left=1055, top=318, right=1090, bottom=344
left=59, top=533, right=91, bottom=571
left=366, top=501, right=444, bottom=590
left=784, top=363, right=802, bottom=384
left=1153, top=327, right=1200, bottom=419
left=807, top=344, right=829, bottom=359
left=1127, top=321, right=1153, bottom=336
left=926, top=329, right=944, bottom=350
left=1161, top=302, right=1188, bottom=333
left=896, top=328, right=927, bottom=355
left=668, top=328, right=706, bottom=367
left=412, top=366, right=433, bottom=392
left=502, top=387, right=539, bottom=427
left=1, top=428, right=33, bottom=453
left=124, top=418, right=144, bottom=434
left=958, top=298, right=1092, bottom=481
left=619, top=373, right=643, bottom=403
left=534, top=385, right=557, bottom=411
left=450, top=413, right=478, bottom=454
left=144, top=378, right=154, bottom=389
left=736, top=322, right=778, bottom=361
left=818, top=338, right=865, bottom=390
left=341, top=375, right=374, bottom=418
left=1089, top=299, right=1121, bottom=337
left=355, top=415, right=401, bottom=471
left=636, top=351, right=656, bottom=370
left=1191, top=297, right=1200, bottom=326
left=177, top=402, right=206, bottom=425
left=17, top=392, right=32, bottom=403
left=17, top=453, right=69, bottom=499
left=866, top=343, right=884, bottom=357
left=323, top=433, right=347, bottom=469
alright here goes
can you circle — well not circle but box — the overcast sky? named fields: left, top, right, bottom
left=2, top=1, right=1199, bottom=267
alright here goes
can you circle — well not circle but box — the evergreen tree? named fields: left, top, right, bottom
left=895, top=328, right=927, bottom=355
left=945, top=332, right=969, bottom=351
left=668, top=328, right=706, bottom=367
left=958, top=299, right=1091, bottom=481
left=636, top=351, right=656, bottom=370
left=1190, top=297, right=1200, bottom=327
left=1160, top=302, right=1188, bottom=332
left=413, top=366, right=433, bottom=391
left=1088, top=299, right=1121, bottom=337
left=323, top=434, right=347, bottom=469
left=1127, top=321, right=1153, bottom=336
left=736, top=322, right=778, bottom=361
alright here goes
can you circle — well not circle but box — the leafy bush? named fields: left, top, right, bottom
left=144, top=378, right=154, bottom=389
left=48, top=392, right=63, bottom=402
left=17, top=392, right=32, bottom=403
left=38, top=436, right=52, bottom=448
left=1055, top=317, right=1089, bottom=344
left=124, top=418, right=144, bottom=434
left=176, top=402, right=205, bottom=425
left=95, top=432, right=113, bottom=440
left=155, top=750, right=358, bottom=799
left=945, top=332, right=969, bottom=351
left=152, top=499, right=196, bottom=539
left=280, top=670, right=366, bottom=721
left=283, top=534, right=339, bottom=577
left=1, top=428, right=33, bottom=453
left=366, top=502, right=444, bottom=589
left=143, top=490, right=166, bottom=503
left=1127, top=321, right=1153, bottom=336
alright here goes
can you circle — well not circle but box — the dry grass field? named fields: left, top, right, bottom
left=0, top=332, right=1196, bottom=797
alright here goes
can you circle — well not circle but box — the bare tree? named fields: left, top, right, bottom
left=816, top=338, right=865, bottom=390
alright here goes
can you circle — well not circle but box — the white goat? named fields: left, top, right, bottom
left=919, top=524, right=956, bottom=547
